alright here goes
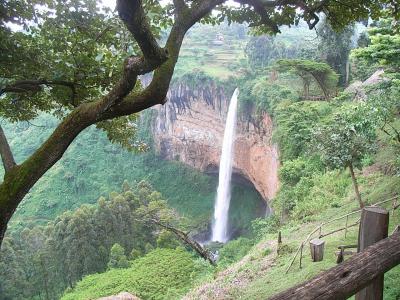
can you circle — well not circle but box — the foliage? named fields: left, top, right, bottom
left=364, top=82, right=400, bottom=144
left=245, top=35, right=313, bottom=68
left=0, top=181, right=182, bottom=299
left=279, top=157, right=323, bottom=186
left=311, top=104, right=378, bottom=171
left=351, top=18, right=400, bottom=74
left=156, top=230, right=180, bottom=249
left=273, top=101, right=333, bottom=161
left=251, top=215, right=280, bottom=240
left=290, top=171, right=351, bottom=219
left=61, top=248, right=212, bottom=300
left=0, top=0, right=170, bottom=120
left=250, top=80, right=299, bottom=115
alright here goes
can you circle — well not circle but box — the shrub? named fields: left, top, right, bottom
left=251, top=215, right=281, bottom=240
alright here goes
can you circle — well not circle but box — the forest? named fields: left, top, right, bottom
left=0, top=0, right=400, bottom=299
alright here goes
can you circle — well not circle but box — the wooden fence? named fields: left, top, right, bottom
left=285, top=196, right=399, bottom=273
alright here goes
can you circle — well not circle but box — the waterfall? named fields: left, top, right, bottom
left=211, top=88, right=239, bottom=243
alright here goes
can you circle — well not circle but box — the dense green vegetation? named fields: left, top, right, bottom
left=1, top=0, right=400, bottom=299
left=61, top=248, right=212, bottom=300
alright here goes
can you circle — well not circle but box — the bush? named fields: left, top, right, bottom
left=251, top=216, right=281, bottom=240
left=274, top=170, right=351, bottom=220
left=156, top=230, right=180, bottom=249
left=279, top=157, right=323, bottom=186
left=292, top=171, right=351, bottom=220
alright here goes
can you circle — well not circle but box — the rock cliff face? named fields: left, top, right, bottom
left=152, top=81, right=279, bottom=202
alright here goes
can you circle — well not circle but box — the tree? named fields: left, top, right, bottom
left=244, top=35, right=295, bottom=68
left=108, top=243, right=130, bottom=269
left=312, top=105, right=378, bottom=208
left=316, top=18, right=355, bottom=86
left=275, top=59, right=339, bottom=99
left=351, top=18, right=400, bottom=74
left=0, top=0, right=397, bottom=246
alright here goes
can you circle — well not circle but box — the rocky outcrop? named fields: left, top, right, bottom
left=151, top=81, right=279, bottom=202
left=345, top=69, right=385, bottom=100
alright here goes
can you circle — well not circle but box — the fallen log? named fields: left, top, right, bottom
left=149, top=218, right=216, bottom=266
left=269, top=231, right=400, bottom=300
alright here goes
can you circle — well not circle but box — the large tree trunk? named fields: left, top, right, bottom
left=269, top=231, right=400, bottom=300
left=349, top=163, right=364, bottom=208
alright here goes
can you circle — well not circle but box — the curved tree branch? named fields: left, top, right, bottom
left=0, top=79, right=76, bottom=96
left=116, top=0, right=168, bottom=64
left=0, top=125, right=16, bottom=172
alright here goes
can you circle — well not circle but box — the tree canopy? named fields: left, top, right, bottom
left=351, top=18, right=400, bottom=75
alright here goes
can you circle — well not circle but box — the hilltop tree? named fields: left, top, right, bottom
left=275, top=59, right=339, bottom=99
left=0, top=0, right=398, bottom=246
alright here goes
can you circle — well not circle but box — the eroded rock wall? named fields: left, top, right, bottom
left=152, top=82, right=279, bottom=201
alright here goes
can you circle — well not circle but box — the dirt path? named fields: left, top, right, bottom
left=184, top=239, right=277, bottom=300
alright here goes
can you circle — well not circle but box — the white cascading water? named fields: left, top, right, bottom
left=211, top=88, right=239, bottom=243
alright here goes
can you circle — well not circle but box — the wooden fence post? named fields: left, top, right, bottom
left=310, top=238, right=325, bottom=262
left=299, top=243, right=304, bottom=269
left=355, top=207, right=389, bottom=300
left=277, top=231, right=282, bottom=254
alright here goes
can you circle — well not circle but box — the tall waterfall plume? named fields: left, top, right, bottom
left=211, top=88, right=239, bottom=243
